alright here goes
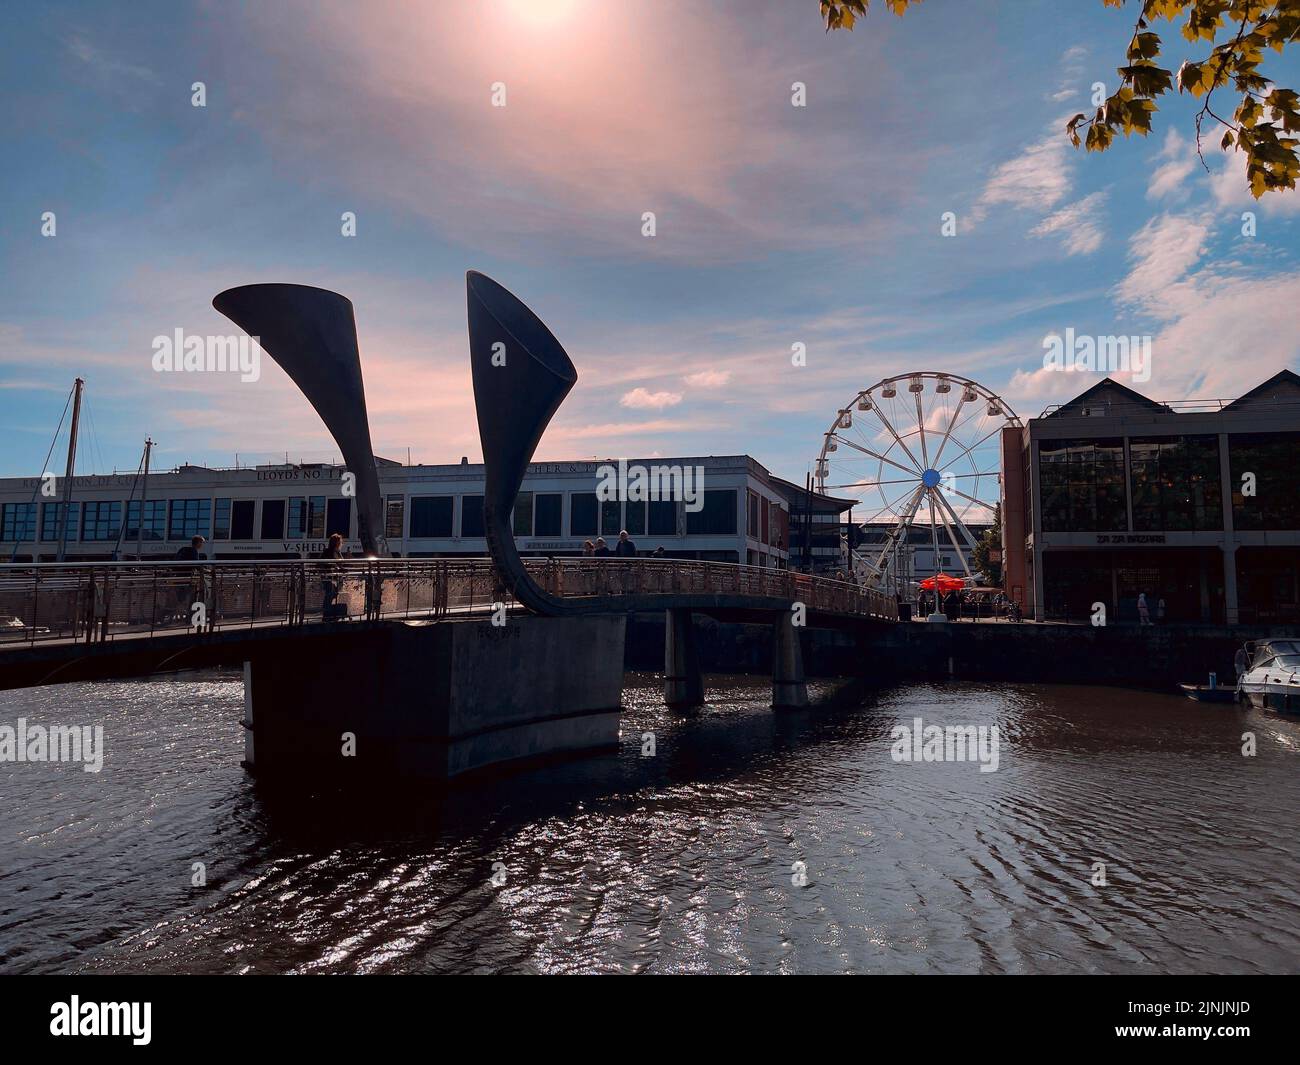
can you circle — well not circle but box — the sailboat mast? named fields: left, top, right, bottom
left=136, top=437, right=153, bottom=560
left=55, top=377, right=84, bottom=563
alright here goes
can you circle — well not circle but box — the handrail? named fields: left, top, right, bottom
left=0, top=557, right=897, bottom=649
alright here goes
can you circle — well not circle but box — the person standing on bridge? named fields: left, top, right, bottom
left=172, top=535, right=207, bottom=624
left=593, top=538, right=611, bottom=557
left=615, top=530, right=637, bottom=557
left=175, top=535, right=206, bottom=561
left=320, top=532, right=344, bottom=618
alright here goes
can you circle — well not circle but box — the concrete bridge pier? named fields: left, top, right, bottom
left=663, top=608, right=704, bottom=708
left=242, top=614, right=626, bottom=783
left=772, top=613, right=809, bottom=709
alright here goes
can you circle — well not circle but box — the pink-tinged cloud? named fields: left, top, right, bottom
left=214, top=0, right=932, bottom=261
left=683, top=369, right=731, bottom=388
left=619, top=387, right=683, bottom=410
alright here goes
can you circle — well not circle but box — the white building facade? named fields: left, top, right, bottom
left=0, top=454, right=792, bottom=567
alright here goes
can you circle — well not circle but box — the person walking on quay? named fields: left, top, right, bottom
left=944, top=589, right=960, bottom=622
left=593, top=537, right=611, bottom=557
left=615, top=530, right=637, bottom=557
left=1138, top=591, right=1152, bottom=626
left=1157, top=596, right=1167, bottom=623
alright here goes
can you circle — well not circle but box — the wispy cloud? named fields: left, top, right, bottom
left=620, top=387, right=683, bottom=410
left=1029, top=191, right=1107, bottom=255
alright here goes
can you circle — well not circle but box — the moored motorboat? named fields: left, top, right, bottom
left=1236, top=639, right=1300, bottom=713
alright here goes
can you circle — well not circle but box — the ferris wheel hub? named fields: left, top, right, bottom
left=921, top=468, right=942, bottom=489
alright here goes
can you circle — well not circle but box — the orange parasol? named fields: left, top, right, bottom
left=918, top=573, right=966, bottom=592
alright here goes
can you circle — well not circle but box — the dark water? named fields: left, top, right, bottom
left=2, top=672, right=1298, bottom=974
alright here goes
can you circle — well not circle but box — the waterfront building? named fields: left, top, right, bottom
left=768, top=477, right=854, bottom=574
left=0, top=454, right=791, bottom=567
left=1000, top=370, right=1300, bottom=624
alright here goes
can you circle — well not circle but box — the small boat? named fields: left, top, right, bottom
left=1236, top=639, right=1300, bottom=713
left=1179, top=682, right=1235, bottom=704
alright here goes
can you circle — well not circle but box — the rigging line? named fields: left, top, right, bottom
left=9, top=384, right=74, bottom=562
left=81, top=391, right=108, bottom=477
left=111, top=447, right=148, bottom=559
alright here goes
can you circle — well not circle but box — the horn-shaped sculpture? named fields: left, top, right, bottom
left=470, top=270, right=799, bottom=618
left=467, top=270, right=578, bottom=614
left=213, top=283, right=385, bottom=556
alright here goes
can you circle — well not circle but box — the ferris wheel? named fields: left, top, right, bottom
left=813, top=372, right=1019, bottom=593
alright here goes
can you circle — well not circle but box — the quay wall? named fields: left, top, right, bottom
left=624, top=613, right=1294, bottom=691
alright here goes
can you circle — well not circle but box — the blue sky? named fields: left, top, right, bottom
left=1, top=0, right=1298, bottom=484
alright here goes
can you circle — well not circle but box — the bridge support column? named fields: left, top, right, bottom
left=664, top=608, right=703, bottom=708
left=772, top=613, right=808, bottom=709
left=243, top=615, right=626, bottom=782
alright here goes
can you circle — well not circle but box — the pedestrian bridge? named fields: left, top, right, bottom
left=0, top=557, right=896, bottom=693
left=0, top=271, right=903, bottom=777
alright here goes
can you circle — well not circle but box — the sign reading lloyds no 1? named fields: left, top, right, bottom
left=1096, top=534, right=1168, bottom=545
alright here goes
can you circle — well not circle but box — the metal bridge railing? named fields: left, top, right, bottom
left=0, top=558, right=896, bottom=648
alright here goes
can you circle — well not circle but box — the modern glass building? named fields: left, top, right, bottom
left=1001, top=370, right=1300, bottom=624
left=0, top=454, right=791, bottom=567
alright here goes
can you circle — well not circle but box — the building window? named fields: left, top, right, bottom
left=385, top=495, right=405, bottom=539
left=286, top=496, right=326, bottom=541
left=748, top=490, right=760, bottom=537
left=325, top=498, right=351, bottom=540
left=1231, top=432, right=1300, bottom=530
left=308, top=495, right=326, bottom=538
left=213, top=498, right=232, bottom=540
left=168, top=499, right=211, bottom=541
left=410, top=496, right=454, bottom=537
left=1, top=502, right=36, bottom=542
left=230, top=500, right=255, bottom=540
left=41, top=501, right=80, bottom=542
left=1037, top=438, right=1127, bottom=532
left=81, top=501, right=122, bottom=542
left=1129, top=435, right=1222, bottom=531
left=570, top=493, right=597, bottom=536
left=534, top=493, right=562, bottom=537
left=461, top=495, right=484, bottom=538
left=625, top=498, right=646, bottom=537
left=513, top=492, right=533, bottom=537
left=126, top=500, right=166, bottom=542
left=649, top=499, right=676, bottom=536
left=600, top=499, right=622, bottom=537
left=686, top=490, right=737, bottom=535
left=260, top=499, right=286, bottom=539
